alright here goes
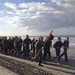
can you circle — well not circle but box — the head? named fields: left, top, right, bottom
left=39, top=36, right=43, bottom=41
left=26, top=35, right=29, bottom=38
left=46, top=36, right=49, bottom=41
left=58, top=37, right=61, bottom=41
left=66, top=37, right=69, bottom=41
left=9, top=37, right=11, bottom=40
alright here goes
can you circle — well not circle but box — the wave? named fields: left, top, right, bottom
left=70, top=43, right=75, bottom=46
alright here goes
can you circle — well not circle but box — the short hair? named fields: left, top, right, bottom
left=67, top=37, right=69, bottom=39
left=58, top=37, right=61, bottom=39
left=40, top=36, right=43, bottom=39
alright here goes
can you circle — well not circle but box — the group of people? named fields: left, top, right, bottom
left=53, top=37, right=69, bottom=65
left=0, top=35, right=69, bottom=66
left=31, top=36, right=69, bottom=66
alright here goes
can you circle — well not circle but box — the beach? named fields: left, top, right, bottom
left=0, top=65, right=17, bottom=75
left=0, top=0, right=75, bottom=74
left=0, top=53, right=75, bottom=75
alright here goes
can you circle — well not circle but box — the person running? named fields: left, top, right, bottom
left=0, top=37, right=3, bottom=53
left=23, top=35, right=31, bottom=58
left=35, top=36, right=44, bottom=66
left=43, top=36, right=52, bottom=60
left=53, top=37, right=62, bottom=64
left=60, top=37, right=69, bottom=62
left=31, top=38, right=36, bottom=59
left=3, top=36, right=9, bottom=54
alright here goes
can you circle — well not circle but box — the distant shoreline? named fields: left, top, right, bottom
left=0, top=35, right=75, bottom=37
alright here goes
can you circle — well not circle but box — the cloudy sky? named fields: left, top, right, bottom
left=0, top=0, right=75, bottom=36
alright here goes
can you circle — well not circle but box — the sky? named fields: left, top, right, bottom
left=0, top=0, right=75, bottom=36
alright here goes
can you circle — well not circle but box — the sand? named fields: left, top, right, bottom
left=0, top=65, right=17, bottom=75
left=0, top=53, right=75, bottom=75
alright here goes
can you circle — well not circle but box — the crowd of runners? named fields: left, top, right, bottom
left=0, top=35, right=69, bottom=66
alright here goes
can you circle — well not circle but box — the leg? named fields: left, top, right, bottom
left=60, top=52, right=64, bottom=59
left=47, top=49, right=51, bottom=59
left=56, top=50, right=61, bottom=64
left=43, top=48, right=47, bottom=60
left=38, top=52, right=43, bottom=66
left=64, top=49, right=68, bottom=61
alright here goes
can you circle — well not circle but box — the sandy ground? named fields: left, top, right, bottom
left=0, top=53, right=75, bottom=75
left=0, top=65, right=17, bottom=75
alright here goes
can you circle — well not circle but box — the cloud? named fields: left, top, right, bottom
left=4, top=2, right=17, bottom=10
left=2, top=1, right=75, bottom=32
left=51, top=0, right=75, bottom=26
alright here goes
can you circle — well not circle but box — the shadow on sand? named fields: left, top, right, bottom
left=42, top=57, right=75, bottom=75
